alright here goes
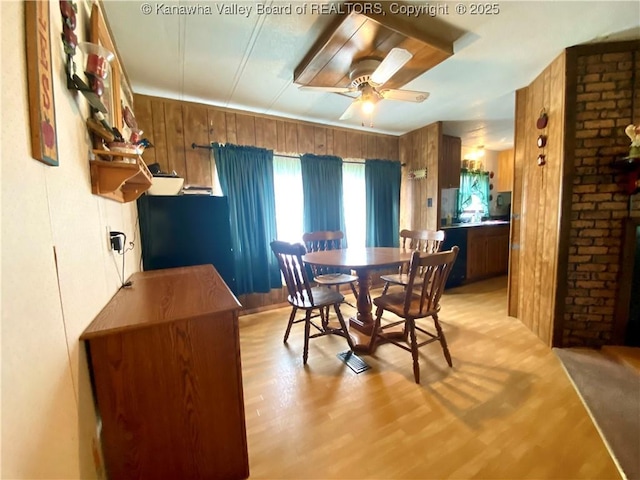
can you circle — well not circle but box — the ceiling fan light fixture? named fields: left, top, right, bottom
left=361, top=99, right=376, bottom=114
left=359, top=84, right=379, bottom=114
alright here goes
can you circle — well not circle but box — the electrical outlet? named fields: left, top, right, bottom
left=105, top=226, right=112, bottom=250
left=110, top=234, right=123, bottom=252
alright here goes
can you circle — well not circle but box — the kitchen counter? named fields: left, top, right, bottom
left=441, top=221, right=510, bottom=288
left=442, top=220, right=510, bottom=229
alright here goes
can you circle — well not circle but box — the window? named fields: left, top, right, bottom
left=458, top=170, right=490, bottom=221
left=272, top=155, right=366, bottom=248
left=342, top=161, right=365, bottom=248
left=273, top=155, right=304, bottom=243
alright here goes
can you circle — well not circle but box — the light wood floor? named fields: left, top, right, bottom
left=238, top=277, right=620, bottom=479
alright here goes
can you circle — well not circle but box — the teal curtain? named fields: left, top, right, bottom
left=300, top=154, right=345, bottom=236
left=213, top=143, right=281, bottom=294
left=458, top=169, right=490, bottom=217
left=365, top=159, right=401, bottom=247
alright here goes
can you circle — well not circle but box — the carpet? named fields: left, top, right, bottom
left=554, top=348, right=640, bottom=480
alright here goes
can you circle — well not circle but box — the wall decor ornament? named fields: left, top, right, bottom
left=25, top=0, right=58, bottom=166
left=536, top=109, right=548, bottom=129
left=408, top=167, right=427, bottom=180
left=537, top=135, right=547, bottom=148
left=625, top=124, right=640, bottom=158
left=537, top=108, right=548, bottom=167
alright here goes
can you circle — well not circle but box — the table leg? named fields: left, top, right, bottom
left=348, top=268, right=377, bottom=353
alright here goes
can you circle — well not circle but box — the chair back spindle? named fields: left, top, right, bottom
left=404, top=247, right=459, bottom=317
left=398, top=229, right=445, bottom=275
left=271, top=240, right=314, bottom=305
left=303, top=231, right=346, bottom=276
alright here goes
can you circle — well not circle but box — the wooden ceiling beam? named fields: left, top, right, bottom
left=293, top=11, right=456, bottom=90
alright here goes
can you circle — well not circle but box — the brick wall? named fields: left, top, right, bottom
left=563, top=44, right=640, bottom=346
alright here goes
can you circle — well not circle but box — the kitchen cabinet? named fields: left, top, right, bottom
left=81, top=265, right=249, bottom=480
left=466, top=224, right=510, bottom=281
left=496, top=148, right=514, bottom=192
left=440, top=134, right=462, bottom=189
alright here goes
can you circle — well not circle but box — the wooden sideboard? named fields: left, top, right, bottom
left=81, top=265, right=249, bottom=479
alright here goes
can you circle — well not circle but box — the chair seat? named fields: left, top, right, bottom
left=373, top=292, right=439, bottom=319
left=289, top=286, right=344, bottom=309
left=379, top=273, right=424, bottom=287
left=314, top=273, right=358, bottom=286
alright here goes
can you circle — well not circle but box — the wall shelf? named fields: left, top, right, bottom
left=90, top=150, right=152, bottom=202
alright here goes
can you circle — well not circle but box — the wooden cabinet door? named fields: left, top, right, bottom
left=486, top=235, right=504, bottom=275
left=496, top=149, right=514, bottom=192
left=467, top=234, right=487, bottom=280
left=486, top=227, right=510, bottom=275
left=467, top=225, right=510, bottom=280
left=441, top=135, right=461, bottom=189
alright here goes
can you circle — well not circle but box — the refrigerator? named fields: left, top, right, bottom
left=137, top=195, right=237, bottom=293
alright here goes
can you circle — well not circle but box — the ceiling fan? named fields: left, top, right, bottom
left=298, top=48, right=430, bottom=124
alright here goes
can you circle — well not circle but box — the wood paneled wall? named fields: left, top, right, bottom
left=512, top=52, right=567, bottom=346
left=133, top=94, right=400, bottom=311
left=512, top=40, right=640, bottom=348
left=508, top=94, right=526, bottom=319
left=134, top=94, right=399, bottom=188
left=399, top=122, right=441, bottom=231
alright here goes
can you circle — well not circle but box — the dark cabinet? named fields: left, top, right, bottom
left=137, top=195, right=237, bottom=293
left=442, top=226, right=467, bottom=288
left=440, top=134, right=461, bottom=189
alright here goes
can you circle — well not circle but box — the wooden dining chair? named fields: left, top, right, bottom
left=380, top=229, right=445, bottom=295
left=303, top=231, right=358, bottom=300
left=372, top=246, right=459, bottom=383
left=270, top=240, right=354, bottom=364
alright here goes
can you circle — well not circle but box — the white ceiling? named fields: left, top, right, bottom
left=102, top=1, right=640, bottom=151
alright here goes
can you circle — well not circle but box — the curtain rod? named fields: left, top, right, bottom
left=191, top=143, right=405, bottom=166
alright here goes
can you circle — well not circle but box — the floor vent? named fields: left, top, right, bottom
left=337, top=351, right=371, bottom=374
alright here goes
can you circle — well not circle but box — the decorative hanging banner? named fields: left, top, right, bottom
left=25, top=0, right=59, bottom=166
left=408, top=168, right=427, bottom=180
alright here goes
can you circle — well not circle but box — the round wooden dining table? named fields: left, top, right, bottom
left=302, top=247, right=413, bottom=353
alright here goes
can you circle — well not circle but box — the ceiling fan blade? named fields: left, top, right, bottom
left=339, top=99, right=361, bottom=120
left=379, top=89, right=430, bottom=103
left=298, top=85, right=355, bottom=94
left=370, top=48, right=413, bottom=86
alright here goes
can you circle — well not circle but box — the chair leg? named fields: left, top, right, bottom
left=381, top=282, right=390, bottom=296
left=284, top=307, right=297, bottom=343
left=408, top=318, right=420, bottom=384
left=319, top=306, right=328, bottom=331
left=371, top=306, right=384, bottom=351
left=303, top=310, right=312, bottom=365
left=433, top=314, right=453, bottom=367
left=333, top=303, right=354, bottom=350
